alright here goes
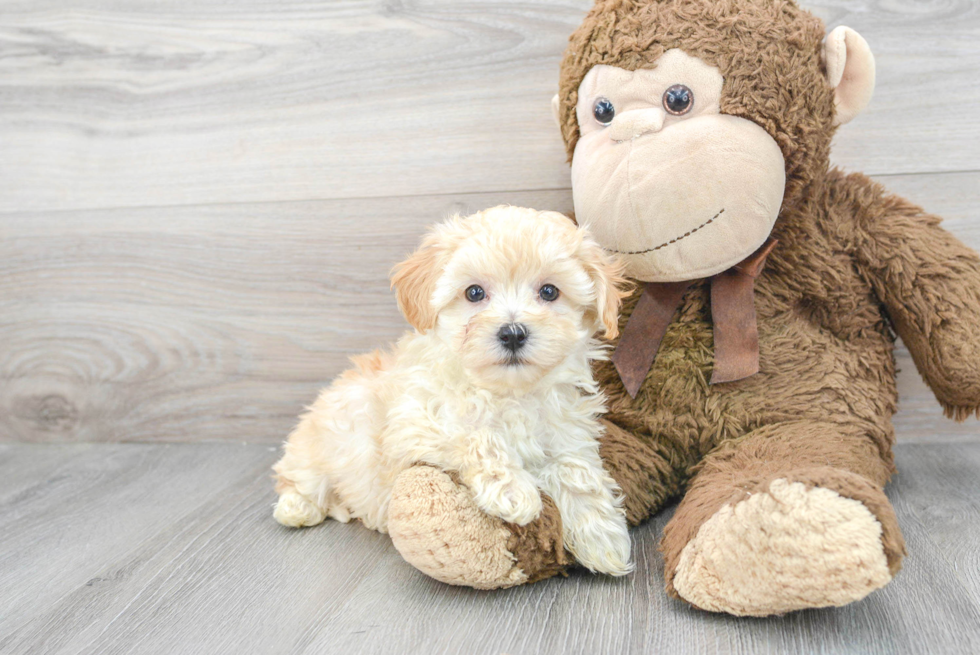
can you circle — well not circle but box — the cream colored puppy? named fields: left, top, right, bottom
left=272, top=206, right=633, bottom=576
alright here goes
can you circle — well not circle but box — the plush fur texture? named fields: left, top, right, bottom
left=388, top=466, right=532, bottom=589
left=273, top=206, right=634, bottom=576
left=671, top=479, right=892, bottom=616
left=388, top=466, right=572, bottom=589
left=386, top=0, right=980, bottom=615
left=557, top=0, right=836, bottom=213
left=568, top=50, right=787, bottom=282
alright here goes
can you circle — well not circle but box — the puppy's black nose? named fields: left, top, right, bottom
left=498, top=323, right=529, bottom=352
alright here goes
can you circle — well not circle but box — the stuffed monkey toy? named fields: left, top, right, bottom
left=385, top=0, right=980, bottom=616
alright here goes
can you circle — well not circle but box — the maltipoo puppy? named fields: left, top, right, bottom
left=272, top=206, right=633, bottom=576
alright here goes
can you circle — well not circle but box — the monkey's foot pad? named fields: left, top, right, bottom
left=388, top=465, right=528, bottom=589
left=673, top=479, right=893, bottom=616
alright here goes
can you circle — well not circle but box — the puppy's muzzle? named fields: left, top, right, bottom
left=497, top=323, right=529, bottom=353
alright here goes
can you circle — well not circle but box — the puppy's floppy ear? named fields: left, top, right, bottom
left=577, top=232, right=631, bottom=340
left=391, top=221, right=458, bottom=333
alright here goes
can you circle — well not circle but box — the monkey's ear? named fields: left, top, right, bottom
left=551, top=94, right=562, bottom=130
left=823, top=26, right=875, bottom=126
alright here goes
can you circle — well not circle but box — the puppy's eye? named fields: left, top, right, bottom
left=465, top=285, right=486, bottom=302
left=663, top=84, right=693, bottom=115
left=539, top=284, right=560, bottom=302
left=593, top=97, right=615, bottom=125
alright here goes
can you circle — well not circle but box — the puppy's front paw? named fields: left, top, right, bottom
left=567, top=513, right=633, bottom=577
left=274, top=491, right=326, bottom=528
left=473, top=474, right=543, bottom=526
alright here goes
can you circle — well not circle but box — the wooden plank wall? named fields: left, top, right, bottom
left=1, top=0, right=978, bottom=443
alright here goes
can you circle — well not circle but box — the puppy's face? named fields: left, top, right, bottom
left=392, top=207, right=627, bottom=392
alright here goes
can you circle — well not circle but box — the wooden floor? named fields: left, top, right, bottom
left=1, top=442, right=979, bottom=655
left=2, top=0, right=979, bottom=653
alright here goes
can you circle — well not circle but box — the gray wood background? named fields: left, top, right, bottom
left=2, top=2, right=980, bottom=654
left=1, top=0, right=978, bottom=445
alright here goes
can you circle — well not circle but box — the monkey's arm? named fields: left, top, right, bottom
left=846, top=173, right=980, bottom=419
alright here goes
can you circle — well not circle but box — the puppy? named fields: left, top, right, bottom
left=272, top=206, right=633, bottom=576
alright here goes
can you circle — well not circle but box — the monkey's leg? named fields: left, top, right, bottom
left=598, top=419, right=684, bottom=526
left=661, top=421, right=905, bottom=616
left=387, top=420, right=682, bottom=588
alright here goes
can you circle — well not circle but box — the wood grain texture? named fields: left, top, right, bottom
left=1, top=0, right=978, bottom=444
left=0, top=189, right=574, bottom=443
left=1, top=442, right=978, bottom=655
left=2, top=2, right=977, bottom=651
left=0, top=173, right=980, bottom=442
left=0, top=0, right=978, bottom=213
left=2, top=174, right=979, bottom=443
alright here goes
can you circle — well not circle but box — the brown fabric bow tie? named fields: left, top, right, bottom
left=611, top=238, right=778, bottom=398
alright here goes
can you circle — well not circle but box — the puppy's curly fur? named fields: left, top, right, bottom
left=272, top=206, right=634, bottom=576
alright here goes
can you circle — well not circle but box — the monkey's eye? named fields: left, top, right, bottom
left=663, top=84, right=694, bottom=115
left=539, top=284, right=560, bottom=302
left=465, top=285, right=486, bottom=302
left=593, top=98, right=615, bottom=125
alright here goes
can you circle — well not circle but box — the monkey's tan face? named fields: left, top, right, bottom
left=570, top=50, right=786, bottom=282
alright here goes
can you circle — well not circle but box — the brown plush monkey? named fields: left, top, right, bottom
left=385, top=0, right=980, bottom=616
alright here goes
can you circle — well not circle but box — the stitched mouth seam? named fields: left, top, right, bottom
left=605, top=208, right=725, bottom=255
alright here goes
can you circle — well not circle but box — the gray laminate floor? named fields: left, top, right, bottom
left=1, top=441, right=978, bottom=655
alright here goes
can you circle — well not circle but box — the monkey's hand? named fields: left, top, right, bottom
left=850, top=174, right=980, bottom=419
